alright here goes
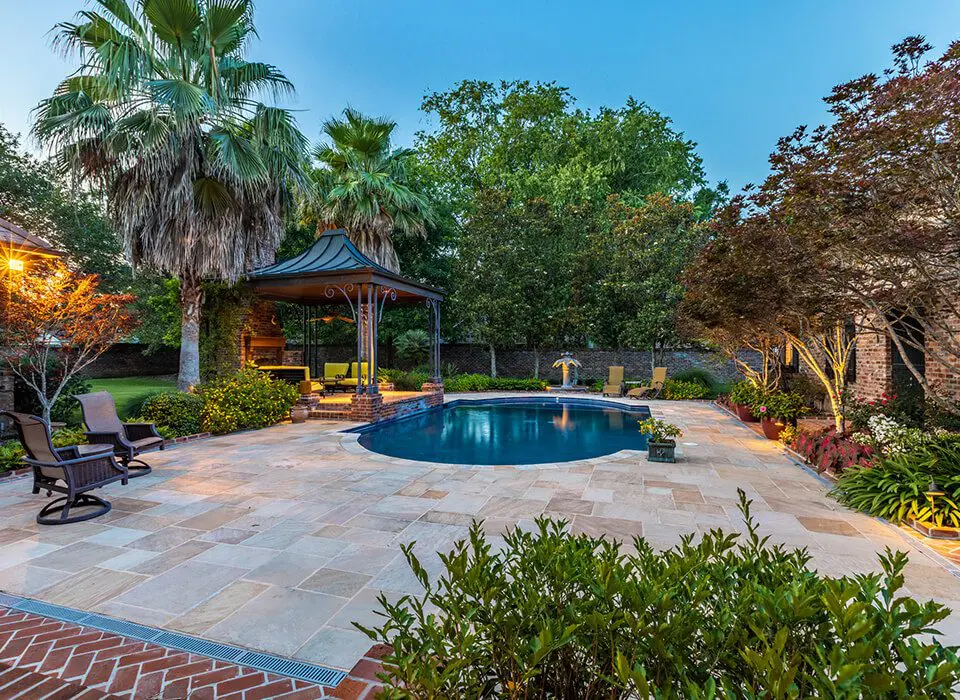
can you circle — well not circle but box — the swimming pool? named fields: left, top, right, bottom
left=351, top=397, right=650, bottom=465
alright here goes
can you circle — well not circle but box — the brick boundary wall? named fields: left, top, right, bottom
left=288, top=344, right=757, bottom=384
left=0, top=606, right=387, bottom=699
left=83, top=344, right=179, bottom=379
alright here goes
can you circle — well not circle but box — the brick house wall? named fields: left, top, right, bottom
left=924, top=302, right=960, bottom=402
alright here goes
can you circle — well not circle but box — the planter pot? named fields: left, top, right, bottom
left=760, top=418, right=785, bottom=441
left=647, top=440, right=677, bottom=463
left=734, top=404, right=757, bottom=422
left=290, top=407, right=310, bottom=424
left=908, top=517, right=960, bottom=540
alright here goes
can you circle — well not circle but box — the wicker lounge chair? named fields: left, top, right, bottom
left=602, top=366, right=625, bottom=397
left=2, top=411, right=127, bottom=525
left=75, top=391, right=163, bottom=478
left=627, top=367, right=668, bottom=399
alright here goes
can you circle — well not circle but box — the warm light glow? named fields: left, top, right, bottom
left=7, top=258, right=23, bottom=272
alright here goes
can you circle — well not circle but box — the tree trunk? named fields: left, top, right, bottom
left=178, top=275, right=203, bottom=391
left=489, top=344, right=497, bottom=378
left=533, top=347, right=539, bottom=379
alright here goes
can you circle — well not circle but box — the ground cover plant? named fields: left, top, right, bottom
left=138, top=391, right=204, bottom=438
left=832, top=442, right=960, bottom=528
left=0, top=427, right=88, bottom=474
left=792, top=430, right=876, bottom=475
left=360, top=491, right=960, bottom=698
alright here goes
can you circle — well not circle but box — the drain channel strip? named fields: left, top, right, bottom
left=2, top=595, right=347, bottom=687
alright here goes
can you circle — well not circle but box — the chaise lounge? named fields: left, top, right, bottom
left=75, top=391, right=164, bottom=478
left=627, top=367, right=668, bottom=398
left=3, top=411, right=127, bottom=525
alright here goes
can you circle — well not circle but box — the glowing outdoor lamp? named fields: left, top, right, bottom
left=926, top=479, right=946, bottom=516
left=7, top=258, right=24, bottom=272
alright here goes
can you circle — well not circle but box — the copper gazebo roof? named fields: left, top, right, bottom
left=247, top=229, right=443, bottom=303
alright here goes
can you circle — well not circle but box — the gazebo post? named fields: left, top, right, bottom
left=356, top=284, right=364, bottom=395
left=428, top=299, right=441, bottom=384
left=368, top=283, right=378, bottom=394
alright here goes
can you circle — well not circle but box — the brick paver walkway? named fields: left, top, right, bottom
left=1, top=395, right=959, bottom=678
left=0, top=606, right=383, bottom=698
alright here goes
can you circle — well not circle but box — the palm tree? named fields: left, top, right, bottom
left=307, top=108, right=432, bottom=272
left=34, top=0, right=309, bottom=390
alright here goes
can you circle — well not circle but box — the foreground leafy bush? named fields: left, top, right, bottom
left=662, top=378, right=710, bottom=400
left=833, top=442, right=960, bottom=527
left=139, top=391, right=204, bottom=437
left=444, top=374, right=547, bottom=392
left=359, top=492, right=960, bottom=698
left=793, top=429, right=876, bottom=474
left=197, top=368, right=298, bottom=434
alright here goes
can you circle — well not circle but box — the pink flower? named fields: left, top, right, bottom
left=759, top=405, right=767, bottom=413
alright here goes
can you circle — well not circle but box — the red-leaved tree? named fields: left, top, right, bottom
left=1, top=259, right=137, bottom=424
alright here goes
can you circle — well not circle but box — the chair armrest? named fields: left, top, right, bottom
left=123, top=423, right=162, bottom=441
left=24, top=451, right=126, bottom=485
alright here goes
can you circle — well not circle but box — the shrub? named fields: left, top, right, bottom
left=832, top=442, right=960, bottom=527
left=784, top=372, right=827, bottom=412
left=728, top=380, right=762, bottom=406
left=359, top=492, right=960, bottom=698
left=380, top=369, right=430, bottom=392
left=860, top=414, right=931, bottom=455
left=793, top=429, right=876, bottom=474
left=139, top=392, right=204, bottom=437
left=444, top=374, right=548, bottom=392
left=751, top=390, right=808, bottom=422
left=670, top=368, right=724, bottom=397
left=662, top=378, right=710, bottom=400
left=197, top=368, right=298, bottom=435
left=394, top=329, right=431, bottom=367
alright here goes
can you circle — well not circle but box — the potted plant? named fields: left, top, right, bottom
left=752, top=390, right=807, bottom=440
left=728, top=381, right=760, bottom=422
left=638, top=418, right=683, bottom=463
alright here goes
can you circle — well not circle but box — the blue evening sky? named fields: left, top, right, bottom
left=1, top=1, right=958, bottom=192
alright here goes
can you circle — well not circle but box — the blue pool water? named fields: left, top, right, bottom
left=353, top=397, right=650, bottom=465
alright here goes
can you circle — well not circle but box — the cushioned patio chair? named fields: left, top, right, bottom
left=627, top=367, right=668, bottom=399
left=602, top=366, right=625, bottom=397
left=74, top=391, right=163, bottom=478
left=2, top=411, right=127, bottom=525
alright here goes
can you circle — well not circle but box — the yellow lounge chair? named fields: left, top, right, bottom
left=602, top=366, right=625, bottom=397
left=626, top=367, right=668, bottom=399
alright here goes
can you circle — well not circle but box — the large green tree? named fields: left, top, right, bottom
left=305, top=108, right=432, bottom=272
left=590, top=194, right=709, bottom=373
left=34, top=0, right=309, bottom=390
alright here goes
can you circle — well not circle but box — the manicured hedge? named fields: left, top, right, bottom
left=444, top=374, right=548, bottom=392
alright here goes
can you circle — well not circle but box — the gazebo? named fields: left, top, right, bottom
left=246, top=229, right=443, bottom=415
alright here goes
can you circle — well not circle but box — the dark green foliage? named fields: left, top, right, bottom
left=139, top=392, right=204, bottom=437
left=380, top=369, right=430, bottom=392
left=662, top=378, right=710, bottom=400
left=394, top=330, right=431, bottom=367
left=14, top=372, right=91, bottom=426
left=752, top=390, right=808, bottom=422
left=670, top=368, right=727, bottom=399
left=360, top=491, right=960, bottom=698
left=728, top=380, right=762, bottom=406
left=197, top=368, right=298, bottom=435
left=832, top=442, right=960, bottom=527
left=444, top=374, right=548, bottom=392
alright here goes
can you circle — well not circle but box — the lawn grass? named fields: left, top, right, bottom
left=80, top=375, right=177, bottom=420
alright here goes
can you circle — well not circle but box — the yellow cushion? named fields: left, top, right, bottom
left=350, top=362, right=370, bottom=381
left=324, top=363, right=349, bottom=380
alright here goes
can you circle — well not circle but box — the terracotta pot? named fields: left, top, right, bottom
left=290, top=406, right=310, bottom=424
left=761, top=417, right=785, bottom=440
left=735, top=404, right=758, bottom=422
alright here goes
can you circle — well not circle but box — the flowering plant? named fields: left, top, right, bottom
left=862, top=415, right=931, bottom=455
left=751, top=391, right=807, bottom=422
left=638, top=418, right=683, bottom=443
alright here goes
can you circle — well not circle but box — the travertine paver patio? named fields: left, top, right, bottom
left=1, top=394, right=959, bottom=675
